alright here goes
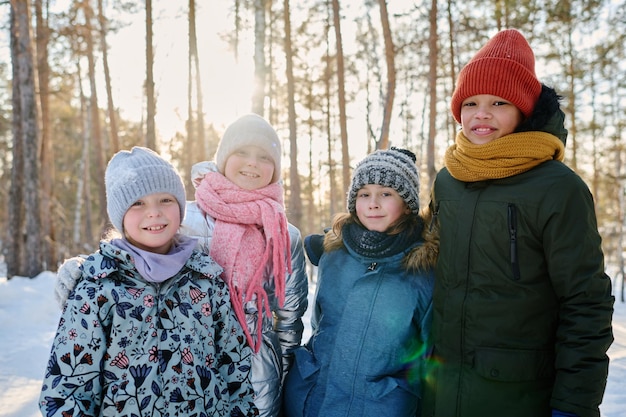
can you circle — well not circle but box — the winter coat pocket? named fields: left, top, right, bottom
left=364, top=376, right=420, bottom=416
left=474, top=346, right=554, bottom=382
left=283, top=347, right=320, bottom=417
left=366, top=374, right=420, bottom=398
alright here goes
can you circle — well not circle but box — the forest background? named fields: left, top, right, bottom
left=1, top=0, right=625, bottom=300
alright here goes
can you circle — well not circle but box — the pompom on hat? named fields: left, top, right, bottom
left=215, top=113, right=282, bottom=183
left=105, top=146, right=186, bottom=232
left=450, top=29, right=542, bottom=123
left=347, top=147, right=421, bottom=214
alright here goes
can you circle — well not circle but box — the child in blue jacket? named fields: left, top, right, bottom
left=283, top=147, right=437, bottom=417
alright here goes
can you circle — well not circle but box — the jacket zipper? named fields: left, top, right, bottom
left=507, top=203, right=521, bottom=281
left=368, top=262, right=378, bottom=271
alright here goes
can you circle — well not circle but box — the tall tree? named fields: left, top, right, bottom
left=74, top=60, right=93, bottom=251
left=35, top=0, right=56, bottom=268
left=376, top=0, right=395, bottom=150
left=145, top=0, right=156, bottom=149
left=8, top=0, right=44, bottom=278
left=283, top=0, right=302, bottom=228
left=186, top=0, right=196, bottom=192
left=324, top=0, right=338, bottom=216
left=426, top=0, right=438, bottom=186
left=252, top=0, right=267, bottom=114
left=185, top=0, right=206, bottom=192
left=330, top=0, right=350, bottom=194
left=97, top=0, right=120, bottom=153
left=80, top=0, right=107, bottom=226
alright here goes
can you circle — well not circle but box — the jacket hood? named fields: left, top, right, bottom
left=516, top=84, right=568, bottom=145
left=403, top=207, right=439, bottom=272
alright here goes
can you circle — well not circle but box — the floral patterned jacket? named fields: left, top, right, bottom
left=40, top=240, right=258, bottom=417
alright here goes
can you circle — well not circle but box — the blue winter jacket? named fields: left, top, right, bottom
left=40, top=240, right=258, bottom=417
left=284, top=220, right=437, bottom=417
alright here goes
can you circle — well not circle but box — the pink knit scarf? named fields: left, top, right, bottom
left=195, top=172, right=291, bottom=352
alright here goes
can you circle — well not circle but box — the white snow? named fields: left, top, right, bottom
left=0, top=270, right=623, bottom=416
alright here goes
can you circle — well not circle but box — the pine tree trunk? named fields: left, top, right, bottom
left=82, top=0, right=107, bottom=227
left=252, top=0, right=266, bottom=115
left=145, top=0, right=157, bottom=150
left=97, top=0, right=120, bottom=153
left=9, top=0, right=43, bottom=278
left=331, top=0, right=350, bottom=195
left=283, top=0, right=302, bottom=229
left=377, top=0, right=395, bottom=150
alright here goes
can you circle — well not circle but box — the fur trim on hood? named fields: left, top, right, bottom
left=403, top=207, right=439, bottom=272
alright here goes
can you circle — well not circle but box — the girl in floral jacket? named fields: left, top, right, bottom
left=40, top=147, right=257, bottom=417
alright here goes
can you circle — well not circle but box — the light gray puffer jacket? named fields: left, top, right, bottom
left=183, top=201, right=309, bottom=417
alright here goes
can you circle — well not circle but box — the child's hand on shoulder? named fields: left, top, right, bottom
left=55, top=255, right=86, bottom=308
left=191, top=161, right=219, bottom=188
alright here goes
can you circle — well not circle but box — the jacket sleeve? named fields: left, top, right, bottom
left=543, top=172, right=614, bottom=417
left=274, top=224, right=309, bottom=376
left=40, top=280, right=106, bottom=417
left=180, top=201, right=214, bottom=253
left=304, top=233, right=325, bottom=266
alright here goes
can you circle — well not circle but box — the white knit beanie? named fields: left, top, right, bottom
left=105, top=146, right=186, bottom=231
left=347, top=147, right=421, bottom=214
left=214, top=113, right=282, bottom=183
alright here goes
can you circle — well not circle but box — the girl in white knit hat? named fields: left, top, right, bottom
left=41, top=147, right=257, bottom=417
left=185, top=113, right=309, bottom=417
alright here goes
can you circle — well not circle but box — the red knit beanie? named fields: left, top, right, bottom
left=450, top=29, right=541, bottom=123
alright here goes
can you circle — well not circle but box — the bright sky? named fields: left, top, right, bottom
left=102, top=2, right=402, bottom=162
left=103, top=2, right=255, bottom=138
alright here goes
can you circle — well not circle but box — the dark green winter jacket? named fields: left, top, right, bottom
left=422, top=86, right=613, bottom=417
left=422, top=158, right=614, bottom=417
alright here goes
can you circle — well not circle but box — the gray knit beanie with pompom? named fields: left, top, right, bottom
left=346, top=147, right=421, bottom=214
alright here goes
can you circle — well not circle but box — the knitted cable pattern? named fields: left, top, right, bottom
left=195, top=172, right=291, bottom=353
left=444, top=131, right=564, bottom=182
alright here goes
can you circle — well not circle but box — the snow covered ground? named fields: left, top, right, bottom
left=0, top=270, right=624, bottom=416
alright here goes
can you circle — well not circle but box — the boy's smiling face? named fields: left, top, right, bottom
left=460, top=94, right=524, bottom=145
left=223, top=145, right=275, bottom=190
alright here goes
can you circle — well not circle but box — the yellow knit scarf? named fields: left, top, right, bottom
left=444, top=131, right=565, bottom=182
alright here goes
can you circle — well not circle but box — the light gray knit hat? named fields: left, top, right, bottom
left=105, top=146, right=186, bottom=231
left=347, top=147, right=421, bottom=214
left=215, top=113, right=282, bottom=183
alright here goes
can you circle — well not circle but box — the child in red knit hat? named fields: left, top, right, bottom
left=423, top=29, right=613, bottom=417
